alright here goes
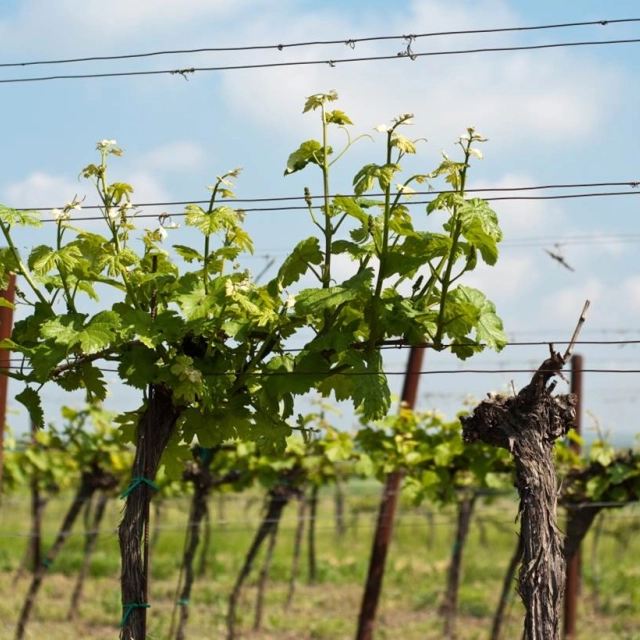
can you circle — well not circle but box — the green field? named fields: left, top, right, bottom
left=1, top=486, right=639, bottom=640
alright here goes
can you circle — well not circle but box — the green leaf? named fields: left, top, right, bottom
left=295, top=285, right=357, bottom=316
left=609, top=462, right=634, bottom=485
left=302, top=91, right=338, bottom=113
left=585, top=475, right=610, bottom=499
left=118, top=346, right=161, bottom=389
left=444, top=286, right=506, bottom=353
left=390, top=134, right=417, bottom=155
left=590, top=441, right=615, bottom=467
left=28, top=245, right=56, bottom=275
left=41, top=314, right=85, bottom=349
left=325, top=109, right=353, bottom=126
left=277, top=237, right=323, bottom=288
left=284, top=140, right=330, bottom=176
left=485, top=472, right=506, bottom=489
left=324, top=350, right=390, bottom=421
left=475, top=299, right=507, bottom=351
left=384, top=233, right=452, bottom=278
left=253, top=419, right=292, bottom=455
left=173, top=244, right=204, bottom=263
left=332, top=196, right=369, bottom=224
left=16, top=386, right=44, bottom=427
left=176, top=279, right=211, bottom=321
left=107, top=182, right=134, bottom=205
left=170, top=355, right=204, bottom=403
left=0, top=205, right=42, bottom=227
left=80, top=363, right=108, bottom=402
left=457, top=199, right=502, bottom=265
left=78, top=311, right=120, bottom=354
left=353, top=163, right=400, bottom=196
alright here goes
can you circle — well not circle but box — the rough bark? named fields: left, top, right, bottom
left=286, top=492, right=307, bottom=610
left=174, top=461, right=241, bottom=640
left=589, top=512, right=605, bottom=613
left=197, top=503, right=211, bottom=578
left=227, top=483, right=294, bottom=640
left=442, top=492, right=477, bottom=639
left=563, top=505, right=602, bottom=562
left=67, top=489, right=114, bottom=620
left=461, top=353, right=576, bottom=640
left=118, top=385, right=182, bottom=640
left=253, top=524, right=279, bottom=631
left=356, top=470, right=405, bottom=640
left=334, top=479, right=346, bottom=537
left=175, top=479, right=208, bottom=640
left=13, top=493, right=48, bottom=585
left=150, top=499, right=163, bottom=551
left=16, top=467, right=115, bottom=640
left=491, top=535, right=523, bottom=640
left=307, top=484, right=319, bottom=585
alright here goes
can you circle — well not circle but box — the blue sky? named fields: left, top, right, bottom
left=0, top=0, right=639, bottom=444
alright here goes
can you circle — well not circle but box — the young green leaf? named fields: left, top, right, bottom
left=16, top=386, right=45, bottom=428
left=284, top=140, right=331, bottom=176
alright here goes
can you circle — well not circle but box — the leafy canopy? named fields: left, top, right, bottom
left=0, top=95, right=506, bottom=459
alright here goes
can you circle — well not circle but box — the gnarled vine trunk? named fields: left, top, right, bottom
left=15, top=466, right=117, bottom=640
left=227, top=481, right=298, bottom=640
left=461, top=355, right=576, bottom=640
left=442, top=491, right=477, bottom=639
left=286, top=492, right=307, bottom=610
left=68, top=491, right=112, bottom=621
left=119, top=384, right=182, bottom=640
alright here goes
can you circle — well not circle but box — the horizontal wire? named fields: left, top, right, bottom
left=2, top=18, right=638, bottom=69
left=13, top=181, right=640, bottom=214
left=63, top=191, right=640, bottom=221
left=11, top=191, right=640, bottom=228
left=504, top=233, right=640, bottom=248
left=3, top=340, right=640, bottom=364
left=2, top=37, right=640, bottom=84
left=3, top=340, right=640, bottom=371
left=0, top=503, right=638, bottom=539
left=6, top=365, right=640, bottom=377
left=509, top=327, right=640, bottom=336
left=242, top=233, right=640, bottom=257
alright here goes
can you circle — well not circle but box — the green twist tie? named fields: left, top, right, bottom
left=451, top=540, right=462, bottom=557
left=176, top=599, right=189, bottom=606
left=42, top=558, right=52, bottom=568
left=119, top=603, right=150, bottom=627
left=120, top=477, right=159, bottom=499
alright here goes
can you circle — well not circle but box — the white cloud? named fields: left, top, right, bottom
left=0, top=0, right=274, bottom=52
left=471, top=172, right=561, bottom=237
left=542, top=278, right=604, bottom=325
left=125, top=170, right=171, bottom=206
left=219, top=1, right=624, bottom=150
left=137, top=141, right=208, bottom=173
left=622, top=275, right=640, bottom=313
left=2, top=172, right=88, bottom=209
left=464, top=253, right=539, bottom=299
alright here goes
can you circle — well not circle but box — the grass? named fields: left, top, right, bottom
left=0, top=487, right=639, bottom=639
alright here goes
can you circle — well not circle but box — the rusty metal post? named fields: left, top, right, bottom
left=0, top=273, right=16, bottom=502
left=564, top=354, right=583, bottom=639
left=356, top=347, right=425, bottom=640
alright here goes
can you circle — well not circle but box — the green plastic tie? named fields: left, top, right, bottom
left=176, top=599, right=189, bottom=606
left=120, top=477, right=159, bottom=499
left=41, top=558, right=52, bottom=568
left=119, top=603, right=150, bottom=627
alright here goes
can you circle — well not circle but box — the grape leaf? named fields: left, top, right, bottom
left=284, top=140, right=325, bottom=176
left=16, top=386, right=44, bottom=428
left=276, top=237, right=323, bottom=288
left=457, top=198, right=502, bottom=265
